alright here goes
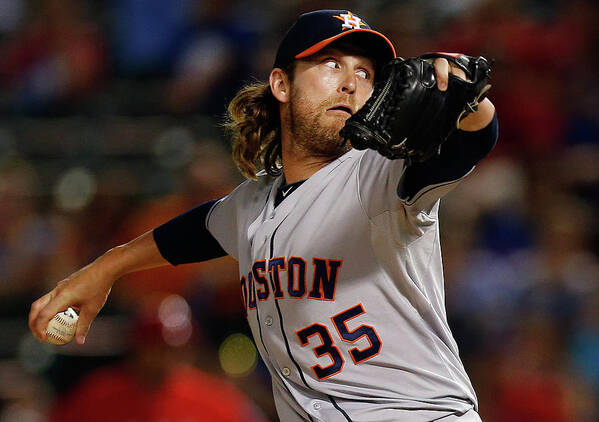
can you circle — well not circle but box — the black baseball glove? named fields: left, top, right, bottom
left=340, top=53, right=492, bottom=162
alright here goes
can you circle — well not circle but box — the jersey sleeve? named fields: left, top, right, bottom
left=154, top=179, right=263, bottom=264
left=204, top=194, right=240, bottom=260
left=397, top=112, right=499, bottom=212
left=152, top=199, right=228, bottom=265
left=357, top=113, right=498, bottom=218
left=355, top=147, right=407, bottom=219
left=206, top=179, right=268, bottom=261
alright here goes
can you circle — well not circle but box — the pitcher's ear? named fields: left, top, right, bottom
left=270, top=68, right=290, bottom=103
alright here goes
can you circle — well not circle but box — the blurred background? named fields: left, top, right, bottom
left=0, top=0, right=598, bottom=421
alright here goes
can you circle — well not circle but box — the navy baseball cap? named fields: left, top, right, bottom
left=273, top=10, right=396, bottom=70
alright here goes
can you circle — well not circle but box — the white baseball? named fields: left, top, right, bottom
left=45, top=307, right=79, bottom=345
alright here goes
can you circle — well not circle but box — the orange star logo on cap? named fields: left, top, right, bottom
left=333, top=12, right=366, bottom=30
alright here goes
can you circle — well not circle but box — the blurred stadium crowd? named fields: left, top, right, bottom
left=0, top=0, right=598, bottom=421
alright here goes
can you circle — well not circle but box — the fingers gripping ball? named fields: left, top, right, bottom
left=45, top=307, right=79, bottom=345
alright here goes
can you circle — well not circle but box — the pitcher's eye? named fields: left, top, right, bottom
left=356, top=69, right=370, bottom=79
left=324, top=59, right=340, bottom=69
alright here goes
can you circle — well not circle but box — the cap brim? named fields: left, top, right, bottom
left=294, top=29, right=396, bottom=64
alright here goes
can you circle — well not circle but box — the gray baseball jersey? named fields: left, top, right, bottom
left=206, top=148, right=480, bottom=422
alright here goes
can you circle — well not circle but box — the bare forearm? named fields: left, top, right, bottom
left=96, top=230, right=169, bottom=280
left=29, top=230, right=170, bottom=344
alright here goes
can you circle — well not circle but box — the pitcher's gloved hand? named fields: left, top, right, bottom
left=340, top=53, right=492, bottom=163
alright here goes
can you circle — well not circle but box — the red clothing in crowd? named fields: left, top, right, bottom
left=48, top=364, right=266, bottom=422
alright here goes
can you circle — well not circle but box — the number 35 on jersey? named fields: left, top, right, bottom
left=241, top=256, right=382, bottom=380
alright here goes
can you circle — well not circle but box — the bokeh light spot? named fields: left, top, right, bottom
left=53, top=167, right=97, bottom=211
left=218, top=333, right=257, bottom=378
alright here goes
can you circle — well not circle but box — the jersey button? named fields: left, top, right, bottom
left=282, top=367, right=291, bottom=377
left=313, top=402, right=321, bottom=411
left=265, top=316, right=273, bottom=326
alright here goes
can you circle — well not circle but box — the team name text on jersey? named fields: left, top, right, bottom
left=240, top=257, right=343, bottom=311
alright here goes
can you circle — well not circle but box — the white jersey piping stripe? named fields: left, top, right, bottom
left=401, top=167, right=475, bottom=206
left=355, top=152, right=371, bottom=221
left=205, top=196, right=226, bottom=231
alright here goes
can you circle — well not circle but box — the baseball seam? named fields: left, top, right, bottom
left=55, top=314, right=76, bottom=327
left=47, top=331, right=69, bottom=340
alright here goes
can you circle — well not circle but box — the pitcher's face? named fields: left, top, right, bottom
left=287, top=47, right=375, bottom=157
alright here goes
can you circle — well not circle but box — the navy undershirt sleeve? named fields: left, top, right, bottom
left=397, top=112, right=499, bottom=201
left=152, top=199, right=227, bottom=265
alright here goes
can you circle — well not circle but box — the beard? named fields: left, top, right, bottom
left=287, top=88, right=353, bottom=159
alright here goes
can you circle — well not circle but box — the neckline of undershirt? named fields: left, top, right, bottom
left=274, top=179, right=306, bottom=207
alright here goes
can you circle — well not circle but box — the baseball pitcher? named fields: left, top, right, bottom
left=30, top=9, right=498, bottom=422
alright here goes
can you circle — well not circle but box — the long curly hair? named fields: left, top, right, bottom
left=225, top=41, right=373, bottom=180
left=225, top=80, right=284, bottom=180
